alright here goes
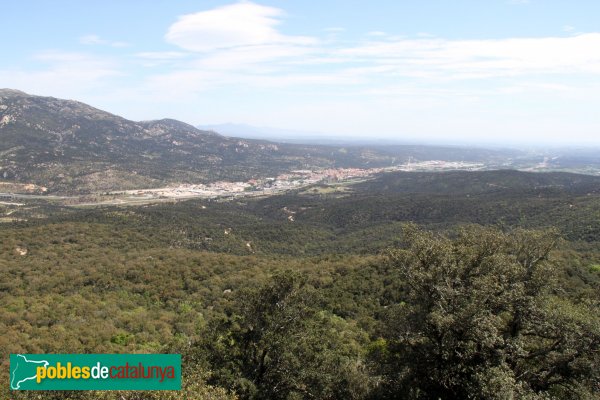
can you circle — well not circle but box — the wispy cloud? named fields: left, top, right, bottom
left=324, top=27, right=345, bottom=33
left=135, top=52, right=188, bottom=60
left=336, top=33, right=600, bottom=79
left=79, top=34, right=129, bottom=48
left=135, top=51, right=189, bottom=67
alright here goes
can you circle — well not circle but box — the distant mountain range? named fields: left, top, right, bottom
left=199, top=123, right=447, bottom=146
left=0, top=89, right=526, bottom=194
left=198, top=123, right=327, bottom=143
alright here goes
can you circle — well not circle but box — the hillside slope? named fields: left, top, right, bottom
left=0, top=90, right=402, bottom=193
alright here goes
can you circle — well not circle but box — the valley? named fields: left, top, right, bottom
left=0, top=160, right=485, bottom=209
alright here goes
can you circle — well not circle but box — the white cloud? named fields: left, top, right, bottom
left=336, top=33, right=600, bottom=79
left=140, top=64, right=361, bottom=100
left=165, top=1, right=316, bottom=52
left=136, top=51, right=188, bottom=60
left=134, top=27, right=600, bottom=116
left=192, top=44, right=316, bottom=71
left=79, top=34, right=129, bottom=48
left=135, top=52, right=190, bottom=67
left=160, top=3, right=600, bottom=91
left=495, top=83, right=574, bottom=95
left=80, top=34, right=105, bottom=45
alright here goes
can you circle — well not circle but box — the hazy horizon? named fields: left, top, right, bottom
left=198, top=121, right=600, bottom=149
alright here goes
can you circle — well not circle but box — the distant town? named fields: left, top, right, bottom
left=0, top=160, right=486, bottom=208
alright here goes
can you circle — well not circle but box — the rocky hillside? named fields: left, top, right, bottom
left=0, top=90, right=403, bottom=193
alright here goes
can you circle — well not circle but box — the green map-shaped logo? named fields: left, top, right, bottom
left=10, top=354, right=49, bottom=390
left=9, top=353, right=181, bottom=390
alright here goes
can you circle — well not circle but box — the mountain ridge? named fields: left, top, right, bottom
left=0, top=90, right=405, bottom=193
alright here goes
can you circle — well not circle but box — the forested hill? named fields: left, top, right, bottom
left=353, top=169, right=600, bottom=195
left=7, top=170, right=600, bottom=254
left=2, top=168, right=599, bottom=399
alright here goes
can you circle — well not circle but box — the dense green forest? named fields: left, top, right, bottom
left=2, top=170, right=599, bottom=399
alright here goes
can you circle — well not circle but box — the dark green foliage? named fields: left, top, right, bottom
left=372, top=225, right=599, bottom=399
left=354, top=170, right=600, bottom=196
left=196, top=272, right=372, bottom=399
left=264, top=170, right=600, bottom=243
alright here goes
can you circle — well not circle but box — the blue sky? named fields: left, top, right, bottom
left=2, top=0, right=600, bottom=145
